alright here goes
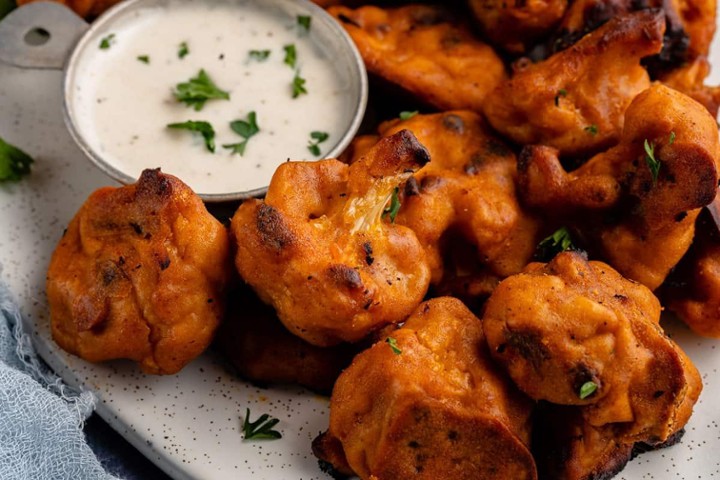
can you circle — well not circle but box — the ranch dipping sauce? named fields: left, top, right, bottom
left=67, top=0, right=359, bottom=197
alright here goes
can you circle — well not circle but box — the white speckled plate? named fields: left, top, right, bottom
left=2, top=13, right=720, bottom=480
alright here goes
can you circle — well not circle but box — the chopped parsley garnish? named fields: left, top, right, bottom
left=283, top=44, right=297, bottom=68
left=292, top=72, right=307, bottom=98
left=584, top=124, right=598, bottom=136
left=386, top=337, right=402, bottom=355
left=178, top=41, right=189, bottom=59
left=382, top=187, right=401, bottom=223
left=536, top=227, right=575, bottom=261
left=137, top=55, right=150, bottom=64
left=248, top=49, right=271, bottom=61
left=173, top=69, right=230, bottom=111
left=297, top=15, right=312, bottom=32
left=669, top=131, right=676, bottom=145
left=644, top=139, right=660, bottom=184
left=307, top=131, right=329, bottom=156
left=0, top=136, right=34, bottom=182
left=99, top=33, right=115, bottom=50
left=242, top=408, right=282, bottom=440
left=223, top=111, right=260, bottom=156
left=579, top=381, right=598, bottom=399
left=167, top=120, right=216, bottom=152
left=399, top=111, right=418, bottom=120
left=554, top=88, right=567, bottom=106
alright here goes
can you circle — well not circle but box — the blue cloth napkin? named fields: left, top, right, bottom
left=0, top=282, right=118, bottom=480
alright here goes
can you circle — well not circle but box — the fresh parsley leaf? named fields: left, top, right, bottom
left=579, top=381, right=598, bottom=399
left=167, top=120, right=216, bottom=152
left=554, top=88, right=567, bottom=107
left=242, top=408, right=282, bottom=440
left=283, top=44, right=297, bottom=68
left=584, top=124, right=598, bottom=136
left=297, top=15, right=312, bottom=32
left=292, top=72, right=307, bottom=98
left=307, top=131, right=329, bottom=157
left=137, top=55, right=150, bottom=64
left=669, top=131, right=676, bottom=146
left=224, top=111, right=260, bottom=156
left=399, top=111, right=418, bottom=120
left=382, top=187, right=401, bottom=223
left=0, top=136, right=34, bottom=182
left=248, top=49, right=271, bottom=61
left=536, top=227, right=575, bottom=261
left=99, top=33, right=115, bottom=50
left=386, top=337, right=402, bottom=355
left=173, top=69, right=230, bottom=111
left=178, top=41, right=189, bottom=59
left=644, top=139, right=660, bottom=184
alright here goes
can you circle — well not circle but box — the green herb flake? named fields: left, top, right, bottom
left=173, top=69, right=230, bottom=111
left=99, top=33, right=115, bottom=50
left=554, top=88, right=567, bottom=107
left=223, top=111, right=260, bottom=156
left=669, top=131, right=676, bottom=146
left=382, top=187, right=401, bottom=223
left=399, top=111, right=419, bottom=120
left=644, top=139, right=660, bottom=184
left=283, top=44, right=297, bottom=68
left=167, top=120, right=216, bottom=152
left=307, top=131, right=330, bottom=157
left=536, top=227, right=575, bottom=261
left=248, top=49, right=271, bottom=62
left=292, top=72, right=308, bottom=98
left=386, top=337, right=402, bottom=355
left=0, top=137, right=34, bottom=182
left=137, top=55, right=150, bottom=64
left=178, top=41, right=189, bottom=59
left=584, top=124, right=598, bottom=136
left=579, top=381, right=598, bottom=399
left=242, top=408, right=282, bottom=440
left=297, top=15, right=312, bottom=32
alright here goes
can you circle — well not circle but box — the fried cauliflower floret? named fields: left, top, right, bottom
left=17, top=0, right=122, bottom=18
left=483, top=10, right=664, bottom=157
left=313, top=297, right=537, bottom=480
left=663, top=198, right=720, bottom=337
left=659, top=57, right=720, bottom=116
left=468, top=0, right=568, bottom=53
left=380, top=111, right=542, bottom=282
left=46, top=169, right=232, bottom=375
left=483, top=252, right=702, bottom=446
left=215, top=286, right=358, bottom=394
left=328, top=4, right=506, bottom=112
left=231, top=130, right=431, bottom=347
left=518, top=84, right=720, bottom=289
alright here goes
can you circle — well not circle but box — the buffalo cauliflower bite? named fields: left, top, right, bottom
left=231, top=130, right=431, bottom=346
left=482, top=10, right=664, bottom=157
left=46, top=169, right=232, bottom=375
left=483, top=252, right=702, bottom=446
left=17, top=0, right=122, bottom=18
left=313, top=297, right=537, bottom=480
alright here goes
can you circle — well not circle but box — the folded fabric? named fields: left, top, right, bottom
left=0, top=281, right=119, bottom=480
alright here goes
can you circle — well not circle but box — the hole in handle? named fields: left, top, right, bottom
left=24, top=27, right=51, bottom=46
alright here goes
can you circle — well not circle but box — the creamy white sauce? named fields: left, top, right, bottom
left=70, top=0, right=354, bottom=196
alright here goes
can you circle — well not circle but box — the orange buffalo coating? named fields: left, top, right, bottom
left=659, top=57, right=720, bottom=116
left=518, top=84, right=720, bottom=290
left=328, top=4, right=506, bottom=112
left=483, top=252, right=702, bottom=447
left=374, top=112, right=540, bottom=296
left=663, top=197, right=720, bottom=337
left=231, top=130, right=431, bottom=346
left=483, top=10, right=664, bottom=157
left=314, top=297, right=537, bottom=480
left=468, top=0, right=568, bottom=53
left=46, top=169, right=232, bottom=375
left=17, top=0, right=122, bottom=18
